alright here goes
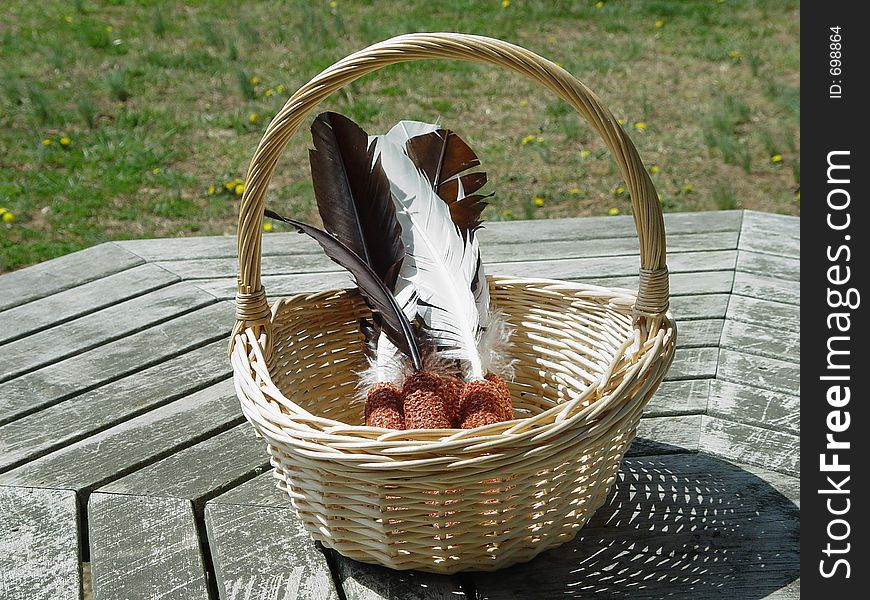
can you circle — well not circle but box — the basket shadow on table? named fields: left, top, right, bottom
left=338, top=445, right=799, bottom=600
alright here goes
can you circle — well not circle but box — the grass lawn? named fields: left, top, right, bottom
left=1, top=0, right=799, bottom=272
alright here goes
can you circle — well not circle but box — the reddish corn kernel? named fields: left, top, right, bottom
left=484, top=373, right=513, bottom=420
left=439, top=374, right=464, bottom=427
left=459, top=378, right=505, bottom=429
left=365, top=382, right=404, bottom=429
left=403, top=389, right=451, bottom=429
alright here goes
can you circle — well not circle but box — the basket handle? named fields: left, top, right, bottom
left=232, top=33, right=669, bottom=347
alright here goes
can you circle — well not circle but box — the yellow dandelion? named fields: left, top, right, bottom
left=649, top=164, right=660, bottom=174
left=634, top=121, right=647, bottom=131
left=207, top=185, right=216, bottom=195
left=595, top=1, right=604, bottom=9
left=263, top=221, right=273, bottom=232
left=250, top=76, right=259, bottom=85
left=728, top=50, right=742, bottom=59
left=248, top=113, right=259, bottom=124
left=614, top=185, right=625, bottom=196
left=2, top=211, right=14, bottom=223
left=105, top=25, right=113, bottom=32
left=771, top=153, right=783, bottom=163
left=795, top=190, right=800, bottom=201
left=116, top=102, right=125, bottom=109
left=655, top=20, right=664, bottom=28
left=152, top=167, right=161, bottom=174
left=0, top=207, right=6, bottom=215
left=608, top=207, right=620, bottom=216
left=533, top=196, right=545, bottom=207
left=682, top=183, right=694, bottom=194
left=502, top=0, right=510, bottom=7
left=580, top=149, right=591, bottom=158
left=519, top=99, right=528, bottom=107
left=521, top=134, right=535, bottom=145
left=59, top=136, right=71, bottom=147
left=536, top=136, right=544, bottom=143
left=264, top=88, right=274, bottom=97
left=329, top=0, right=337, bottom=7
left=502, top=209, right=513, bottom=217
left=235, top=183, right=245, bottom=196
left=64, top=15, right=73, bottom=23
left=276, top=84, right=285, bottom=93
left=570, top=187, right=580, bottom=194
left=42, top=138, right=53, bottom=146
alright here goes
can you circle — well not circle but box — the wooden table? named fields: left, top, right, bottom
left=0, top=209, right=799, bottom=600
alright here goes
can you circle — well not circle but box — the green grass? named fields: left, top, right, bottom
left=0, top=0, right=800, bottom=272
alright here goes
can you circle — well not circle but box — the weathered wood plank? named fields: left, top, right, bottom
left=665, top=347, right=719, bottom=380
left=204, top=503, right=341, bottom=600
left=209, top=471, right=286, bottom=508
left=0, top=339, right=232, bottom=473
left=0, top=301, right=233, bottom=426
left=720, top=319, right=799, bottom=363
left=89, top=493, right=209, bottom=600
left=670, top=294, right=730, bottom=320
left=0, top=486, right=82, bottom=600
left=644, top=379, right=710, bottom=417
left=0, top=282, right=216, bottom=384
left=629, top=415, right=701, bottom=455
left=673, top=319, right=722, bottom=348
left=726, top=294, right=800, bottom=333
left=471, top=451, right=798, bottom=600
left=0, top=263, right=178, bottom=345
left=0, top=379, right=241, bottom=492
left=334, top=556, right=466, bottom=600
left=717, top=349, right=800, bottom=396
left=736, top=250, right=799, bottom=282
left=586, top=270, right=734, bottom=297
left=119, top=211, right=742, bottom=263
left=739, top=210, right=800, bottom=258
left=0, top=242, right=143, bottom=312
left=193, top=270, right=734, bottom=303
left=732, top=271, right=799, bottom=305
left=708, top=381, right=799, bottom=435
left=160, top=249, right=737, bottom=281
left=700, top=416, right=799, bottom=475
left=476, top=210, right=743, bottom=243
left=98, top=423, right=269, bottom=502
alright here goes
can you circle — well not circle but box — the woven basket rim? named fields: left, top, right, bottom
left=233, top=275, right=675, bottom=452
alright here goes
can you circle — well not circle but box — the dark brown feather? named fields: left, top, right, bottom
left=309, top=112, right=404, bottom=290
left=264, top=209, right=422, bottom=372
left=404, top=129, right=490, bottom=236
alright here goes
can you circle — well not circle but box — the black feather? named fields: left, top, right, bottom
left=263, top=209, right=422, bottom=372
left=309, top=112, right=405, bottom=290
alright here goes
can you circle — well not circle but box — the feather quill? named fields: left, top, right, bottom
left=263, top=209, right=422, bottom=372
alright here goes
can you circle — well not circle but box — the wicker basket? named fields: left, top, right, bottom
left=230, top=33, right=677, bottom=574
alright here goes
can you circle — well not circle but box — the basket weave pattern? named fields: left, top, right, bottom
left=230, top=33, right=676, bottom=573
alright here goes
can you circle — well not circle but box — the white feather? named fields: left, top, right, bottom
left=375, top=135, right=487, bottom=379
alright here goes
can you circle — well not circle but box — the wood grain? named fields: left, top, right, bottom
left=0, top=263, right=178, bottom=345
left=89, top=493, right=209, bottom=600
left=0, top=486, right=81, bottom=600
left=0, top=339, right=232, bottom=473
left=0, top=380, right=241, bottom=492
left=0, top=301, right=233, bottom=426
left=0, top=242, right=142, bottom=311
